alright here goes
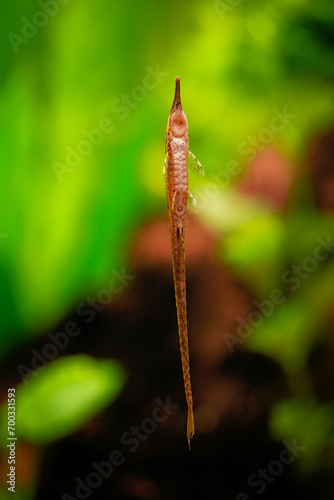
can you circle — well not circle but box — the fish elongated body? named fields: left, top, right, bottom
left=164, top=77, right=200, bottom=449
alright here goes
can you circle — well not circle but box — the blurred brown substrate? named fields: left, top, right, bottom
left=238, top=146, right=293, bottom=211
left=307, top=128, right=334, bottom=213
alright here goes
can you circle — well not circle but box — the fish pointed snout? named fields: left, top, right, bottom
left=171, top=76, right=182, bottom=111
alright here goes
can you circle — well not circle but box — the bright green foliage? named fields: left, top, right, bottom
left=1, top=0, right=334, bottom=352
left=1, top=355, right=126, bottom=444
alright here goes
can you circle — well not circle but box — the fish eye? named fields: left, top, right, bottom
left=170, top=111, right=187, bottom=137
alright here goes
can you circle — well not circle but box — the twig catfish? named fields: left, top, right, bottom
left=164, top=77, right=203, bottom=449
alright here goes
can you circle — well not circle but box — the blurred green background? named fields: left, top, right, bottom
left=1, top=0, right=334, bottom=498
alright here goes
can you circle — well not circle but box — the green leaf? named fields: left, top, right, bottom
left=270, top=399, right=334, bottom=472
left=2, top=355, right=126, bottom=444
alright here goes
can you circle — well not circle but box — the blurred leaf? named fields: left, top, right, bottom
left=247, top=260, right=334, bottom=372
left=270, top=399, right=334, bottom=472
left=222, top=209, right=285, bottom=295
left=1, top=355, right=126, bottom=444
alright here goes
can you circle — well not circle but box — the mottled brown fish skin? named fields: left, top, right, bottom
left=165, top=76, right=195, bottom=449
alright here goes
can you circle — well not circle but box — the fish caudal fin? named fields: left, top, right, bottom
left=187, top=408, right=195, bottom=450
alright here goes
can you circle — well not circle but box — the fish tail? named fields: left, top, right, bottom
left=187, top=405, right=195, bottom=450
left=174, top=266, right=195, bottom=449
left=178, top=320, right=194, bottom=449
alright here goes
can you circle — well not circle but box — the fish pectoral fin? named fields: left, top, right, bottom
left=187, top=151, right=205, bottom=176
left=188, top=191, right=197, bottom=208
